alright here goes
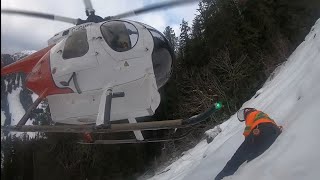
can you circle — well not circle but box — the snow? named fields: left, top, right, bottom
left=7, top=87, right=36, bottom=138
left=1, top=110, right=5, bottom=139
left=31, top=93, right=39, bottom=102
left=4, top=80, right=8, bottom=91
left=1, top=110, right=5, bottom=126
left=20, top=50, right=36, bottom=55
left=12, top=50, right=36, bottom=61
left=1, top=151, right=3, bottom=168
left=205, top=125, right=222, bottom=143
left=31, top=93, right=46, bottom=110
left=144, top=19, right=320, bottom=180
left=15, top=76, right=18, bottom=85
left=7, top=87, right=25, bottom=125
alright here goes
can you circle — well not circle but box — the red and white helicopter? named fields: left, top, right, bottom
left=1, top=0, right=222, bottom=144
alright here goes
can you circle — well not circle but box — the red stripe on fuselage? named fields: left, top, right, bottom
left=26, top=51, right=73, bottom=96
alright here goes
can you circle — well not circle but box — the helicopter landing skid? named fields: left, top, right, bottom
left=2, top=101, right=223, bottom=144
left=78, top=129, right=193, bottom=144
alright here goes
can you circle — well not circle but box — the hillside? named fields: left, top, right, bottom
left=143, top=18, right=320, bottom=180
left=1, top=51, right=37, bottom=127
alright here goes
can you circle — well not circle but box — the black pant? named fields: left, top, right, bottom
left=215, top=123, right=281, bottom=180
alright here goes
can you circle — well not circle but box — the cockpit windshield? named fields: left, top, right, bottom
left=100, top=21, right=138, bottom=52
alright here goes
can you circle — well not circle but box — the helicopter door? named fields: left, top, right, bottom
left=51, top=27, right=101, bottom=92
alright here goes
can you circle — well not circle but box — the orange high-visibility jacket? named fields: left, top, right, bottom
left=243, top=110, right=277, bottom=137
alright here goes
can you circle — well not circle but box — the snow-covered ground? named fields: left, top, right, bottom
left=5, top=86, right=35, bottom=138
left=11, top=50, right=36, bottom=61
left=1, top=110, right=5, bottom=126
left=144, top=19, right=320, bottom=180
left=1, top=50, right=40, bottom=140
left=7, top=87, right=25, bottom=126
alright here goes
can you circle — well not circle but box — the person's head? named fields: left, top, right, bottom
left=237, top=108, right=256, bottom=122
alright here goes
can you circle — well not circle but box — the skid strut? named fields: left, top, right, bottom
left=17, top=89, right=48, bottom=127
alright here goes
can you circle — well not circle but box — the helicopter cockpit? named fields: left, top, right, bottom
left=100, top=21, right=173, bottom=88
left=100, top=21, right=138, bottom=52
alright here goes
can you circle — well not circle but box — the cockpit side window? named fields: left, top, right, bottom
left=62, top=29, right=89, bottom=59
left=101, top=21, right=138, bottom=52
left=148, top=29, right=173, bottom=88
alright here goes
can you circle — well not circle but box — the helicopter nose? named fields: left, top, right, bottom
left=26, top=52, right=73, bottom=96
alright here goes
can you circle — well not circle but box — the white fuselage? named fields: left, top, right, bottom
left=47, top=20, right=161, bottom=124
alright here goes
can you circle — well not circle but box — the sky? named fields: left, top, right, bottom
left=1, top=0, right=199, bottom=54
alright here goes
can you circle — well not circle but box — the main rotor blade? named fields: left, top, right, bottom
left=109, top=0, right=199, bottom=20
left=83, top=0, right=95, bottom=15
left=1, top=9, right=78, bottom=24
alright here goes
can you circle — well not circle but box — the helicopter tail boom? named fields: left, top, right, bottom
left=1, top=45, right=54, bottom=76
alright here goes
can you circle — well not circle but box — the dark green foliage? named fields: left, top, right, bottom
left=163, top=26, right=179, bottom=54
left=1, top=133, right=160, bottom=180
left=164, top=0, right=319, bottom=120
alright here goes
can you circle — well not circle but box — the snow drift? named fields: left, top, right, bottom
left=145, top=18, right=320, bottom=180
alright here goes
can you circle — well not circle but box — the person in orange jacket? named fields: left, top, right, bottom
left=215, top=108, right=282, bottom=180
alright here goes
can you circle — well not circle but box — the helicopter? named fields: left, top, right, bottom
left=1, top=0, right=223, bottom=144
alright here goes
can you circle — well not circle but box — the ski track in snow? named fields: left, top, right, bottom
left=144, top=19, right=320, bottom=180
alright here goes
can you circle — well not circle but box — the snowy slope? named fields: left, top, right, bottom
left=1, top=50, right=38, bottom=138
left=145, top=19, right=320, bottom=180
left=1, top=50, right=36, bottom=126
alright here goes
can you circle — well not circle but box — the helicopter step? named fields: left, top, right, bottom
left=95, top=85, right=144, bottom=140
left=95, top=85, right=126, bottom=127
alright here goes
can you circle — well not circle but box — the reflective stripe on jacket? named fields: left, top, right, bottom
left=243, top=110, right=276, bottom=137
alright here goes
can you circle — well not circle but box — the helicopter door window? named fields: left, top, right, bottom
left=148, top=29, right=173, bottom=88
left=62, top=29, right=89, bottom=59
left=100, top=21, right=138, bottom=52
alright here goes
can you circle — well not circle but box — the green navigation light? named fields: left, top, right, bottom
left=215, top=102, right=223, bottom=110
